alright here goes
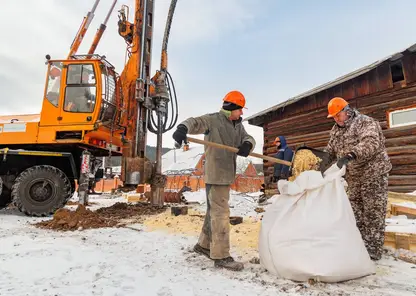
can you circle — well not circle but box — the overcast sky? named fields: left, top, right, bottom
left=2, top=0, right=416, bottom=153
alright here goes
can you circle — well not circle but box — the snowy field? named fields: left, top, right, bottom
left=1, top=192, right=416, bottom=296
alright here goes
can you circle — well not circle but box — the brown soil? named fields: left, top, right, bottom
left=65, top=201, right=97, bottom=206
left=96, top=202, right=166, bottom=220
left=35, top=202, right=166, bottom=232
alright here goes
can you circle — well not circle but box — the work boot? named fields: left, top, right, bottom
left=258, top=194, right=268, bottom=205
left=214, top=257, right=244, bottom=271
left=370, top=253, right=382, bottom=261
left=193, top=244, right=211, bottom=259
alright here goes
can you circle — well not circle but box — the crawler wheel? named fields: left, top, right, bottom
left=11, top=165, right=72, bottom=216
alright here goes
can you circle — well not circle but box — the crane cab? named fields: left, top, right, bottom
left=38, top=55, right=125, bottom=151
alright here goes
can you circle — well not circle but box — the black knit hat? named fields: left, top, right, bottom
left=223, top=101, right=242, bottom=111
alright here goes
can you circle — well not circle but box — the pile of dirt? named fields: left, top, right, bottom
left=35, top=202, right=166, bottom=231
left=96, top=202, right=166, bottom=220
left=35, top=205, right=117, bottom=231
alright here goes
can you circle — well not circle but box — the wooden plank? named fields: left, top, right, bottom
left=388, top=185, right=416, bottom=192
left=377, top=63, right=393, bottom=91
left=342, top=79, right=356, bottom=100
left=368, top=69, right=379, bottom=94
left=388, top=175, right=416, bottom=186
left=357, top=85, right=416, bottom=108
left=384, top=232, right=416, bottom=252
left=388, top=191, right=416, bottom=201
left=265, top=121, right=334, bottom=139
left=354, top=73, right=371, bottom=97
left=385, top=135, right=416, bottom=147
left=266, top=108, right=328, bottom=129
left=321, top=88, right=335, bottom=107
left=383, top=125, right=416, bottom=138
left=285, top=130, right=330, bottom=143
left=389, top=155, right=416, bottom=166
left=402, top=53, right=416, bottom=83
left=396, top=233, right=411, bottom=251
left=333, top=84, right=343, bottom=98
left=315, top=90, right=330, bottom=109
left=360, top=95, right=416, bottom=116
left=390, top=164, right=416, bottom=175
left=391, top=204, right=416, bottom=218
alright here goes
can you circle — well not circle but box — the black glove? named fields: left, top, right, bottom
left=280, top=172, right=289, bottom=180
left=336, top=152, right=356, bottom=169
left=172, top=124, right=188, bottom=147
left=236, top=141, right=252, bottom=157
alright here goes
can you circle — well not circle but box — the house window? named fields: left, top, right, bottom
left=390, top=60, right=405, bottom=83
left=388, top=106, right=416, bottom=128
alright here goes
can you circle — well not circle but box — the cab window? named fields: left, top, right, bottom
left=64, top=64, right=97, bottom=113
left=45, top=62, right=63, bottom=107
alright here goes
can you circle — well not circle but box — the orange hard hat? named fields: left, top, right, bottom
left=327, top=97, right=348, bottom=118
left=49, top=66, right=61, bottom=78
left=273, top=137, right=281, bottom=145
left=223, top=90, right=246, bottom=109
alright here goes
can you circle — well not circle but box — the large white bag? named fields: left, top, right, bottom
left=258, top=164, right=375, bottom=283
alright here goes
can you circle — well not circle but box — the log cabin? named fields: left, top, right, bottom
left=246, top=43, right=416, bottom=193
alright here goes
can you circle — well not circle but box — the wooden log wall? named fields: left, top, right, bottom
left=259, top=52, right=416, bottom=193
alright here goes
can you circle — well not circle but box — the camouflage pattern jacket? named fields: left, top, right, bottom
left=181, top=109, right=256, bottom=185
left=325, top=109, right=392, bottom=179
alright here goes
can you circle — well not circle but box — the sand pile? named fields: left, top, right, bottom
left=289, top=149, right=322, bottom=181
left=143, top=209, right=261, bottom=257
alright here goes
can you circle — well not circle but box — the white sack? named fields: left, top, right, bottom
left=258, top=163, right=375, bottom=283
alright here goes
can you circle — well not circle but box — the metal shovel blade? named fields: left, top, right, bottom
left=289, top=145, right=332, bottom=177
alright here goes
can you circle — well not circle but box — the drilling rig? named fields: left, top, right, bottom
left=0, top=0, right=178, bottom=216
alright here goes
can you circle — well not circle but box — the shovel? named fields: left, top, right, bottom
left=185, top=137, right=332, bottom=176
left=289, top=145, right=332, bottom=176
left=185, top=137, right=292, bottom=166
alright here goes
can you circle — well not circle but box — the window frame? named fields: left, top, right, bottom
left=63, top=63, right=97, bottom=114
left=387, top=105, right=416, bottom=128
left=45, top=62, right=63, bottom=107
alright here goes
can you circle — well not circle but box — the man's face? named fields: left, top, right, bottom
left=275, top=140, right=281, bottom=148
left=229, top=108, right=243, bottom=120
left=333, top=110, right=349, bottom=126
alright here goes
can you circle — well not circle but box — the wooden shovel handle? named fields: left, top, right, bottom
left=186, top=136, right=292, bottom=166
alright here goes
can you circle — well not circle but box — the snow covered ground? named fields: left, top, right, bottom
left=386, top=216, right=416, bottom=234
left=1, top=193, right=416, bottom=296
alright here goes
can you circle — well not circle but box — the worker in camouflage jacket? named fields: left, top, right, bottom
left=325, top=97, right=392, bottom=261
left=172, top=90, right=256, bottom=271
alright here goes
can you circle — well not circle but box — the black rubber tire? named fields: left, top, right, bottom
left=11, top=165, right=72, bottom=217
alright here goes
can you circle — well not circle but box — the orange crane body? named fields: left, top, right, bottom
left=0, top=0, right=177, bottom=215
